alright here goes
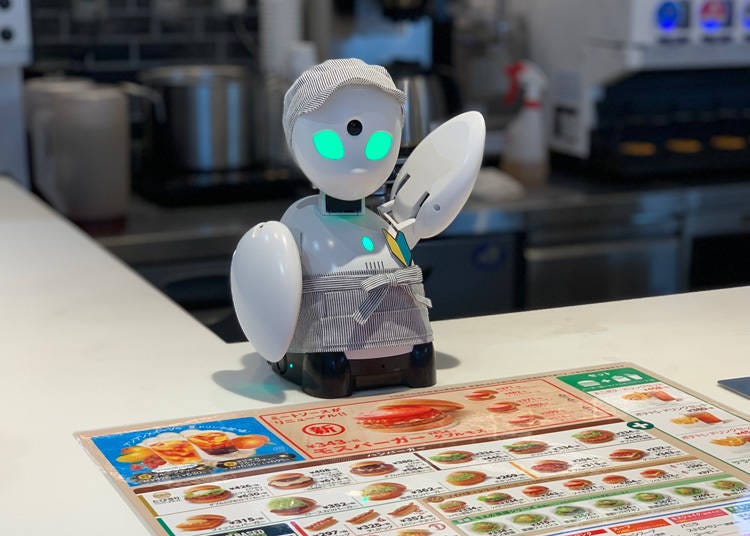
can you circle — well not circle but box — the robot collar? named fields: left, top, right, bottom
left=320, top=194, right=364, bottom=216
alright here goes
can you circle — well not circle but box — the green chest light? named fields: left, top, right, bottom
left=361, top=235, right=375, bottom=252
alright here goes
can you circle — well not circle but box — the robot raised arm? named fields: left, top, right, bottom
left=230, top=221, right=302, bottom=362
left=379, top=111, right=485, bottom=248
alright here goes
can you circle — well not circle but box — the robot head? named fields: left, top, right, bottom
left=283, top=59, right=405, bottom=201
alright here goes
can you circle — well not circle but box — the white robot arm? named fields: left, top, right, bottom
left=379, top=111, right=486, bottom=248
left=230, top=221, right=302, bottom=362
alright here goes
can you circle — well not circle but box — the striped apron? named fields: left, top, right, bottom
left=288, top=265, right=433, bottom=354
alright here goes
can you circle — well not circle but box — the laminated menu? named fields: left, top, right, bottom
left=77, top=363, right=750, bottom=536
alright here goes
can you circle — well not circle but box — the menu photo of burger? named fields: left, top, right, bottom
left=445, top=470, right=487, bottom=487
left=435, top=499, right=467, bottom=514
left=554, top=505, right=589, bottom=519
left=359, top=482, right=407, bottom=501
left=632, top=492, right=667, bottom=504
left=355, top=399, right=464, bottom=433
left=601, top=474, right=629, bottom=485
left=267, top=496, right=317, bottom=517
left=511, top=513, right=546, bottom=526
left=427, top=450, right=474, bottom=465
left=522, top=485, right=550, bottom=498
left=175, top=514, right=227, bottom=532
left=267, top=472, right=315, bottom=490
left=593, top=498, right=629, bottom=510
left=608, top=449, right=647, bottom=463
left=502, top=440, right=549, bottom=456
left=572, top=429, right=615, bottom=445
left=183, top=484, right=232, bottom=504
left=562, top=479, right=594, bottom=492
left=640, top=468, right=667, bottom=479
left=672, top=486, right=707, bottom=497
left=350, top=460, right=397, bottom=477
left=469, top=521, right=504, bottom=534
left=712, top=479, right=746, bottom=493
left=477, top=492, right=514, bottom=505
left=529, top=459, right=570, bottom=474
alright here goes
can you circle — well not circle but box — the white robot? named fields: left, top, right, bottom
left=231, top=59, right=485, bottom=398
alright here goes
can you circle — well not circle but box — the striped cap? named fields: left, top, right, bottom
left=282, top=58, right=405, bottom=149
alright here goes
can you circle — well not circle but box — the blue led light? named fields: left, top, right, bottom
left=289, top=363, right=294, bottom=369
left=657, top=1, right=680, bottom=30
left=702, top=19, right=722, bottom=31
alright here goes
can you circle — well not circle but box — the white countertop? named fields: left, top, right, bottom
left=1, top=177, right=748, bottom=535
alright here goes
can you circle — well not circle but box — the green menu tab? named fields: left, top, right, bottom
left=558, top=367, right=659, bottom=392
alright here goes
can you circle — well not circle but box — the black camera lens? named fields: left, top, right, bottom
left=347, top=119, right=363, bottom=136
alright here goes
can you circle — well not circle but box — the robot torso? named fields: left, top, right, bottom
left=281, top=195, right=406, bottom=277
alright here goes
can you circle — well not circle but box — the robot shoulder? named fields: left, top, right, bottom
left=280, top=195, right=319, bottom=232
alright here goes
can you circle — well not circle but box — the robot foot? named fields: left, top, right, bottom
left=273, top=352, right=354, bottom=398
left=405, top=342, right=436, bottom=388
left=302, top=351, right=354, bottom=398
left=272, top=343, right=436, bottom=398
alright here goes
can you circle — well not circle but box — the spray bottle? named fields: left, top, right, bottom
left=502, top=61, right=548, bottom=187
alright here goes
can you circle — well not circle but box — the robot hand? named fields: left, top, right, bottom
left=230, top=221, right=302, bottom=362
left=379, top=111, right=485, bottom=248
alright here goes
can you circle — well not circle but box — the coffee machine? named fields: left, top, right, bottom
left=332, top=0, right=458, bottom=197
left=0, top=0, right=30, bottom=186
left=510, top=0, right=750, bottom=176
left=332, top=0, right=434, bottom=69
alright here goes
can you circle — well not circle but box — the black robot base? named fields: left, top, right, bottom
left=268, top=342, right=435, bottom=398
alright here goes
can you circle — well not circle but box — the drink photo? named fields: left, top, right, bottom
left=144, top=433, right=202, bottom=465
left=651, top=390, right=677, bottom=402
left=183, top=430, right=238, bottom=456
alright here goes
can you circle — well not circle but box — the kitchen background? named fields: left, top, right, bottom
left=30, top=0, right=257, bottom=76
left=3, top=0, right=750, bottom=342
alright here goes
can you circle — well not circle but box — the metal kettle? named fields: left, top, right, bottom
left=388, top=61, right=449, bottom=151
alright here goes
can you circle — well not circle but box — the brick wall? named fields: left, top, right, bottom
left=29, top=0, right=258, bottom=79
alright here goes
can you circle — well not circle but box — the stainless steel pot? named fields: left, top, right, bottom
left=389, top=62, right=449, bottom=150
left=139, top=65, right=257, bottom=172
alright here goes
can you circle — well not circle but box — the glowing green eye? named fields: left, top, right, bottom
left=365, top=131, right=393, bottom=161
left=313, top=130, right=344, bottom=160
